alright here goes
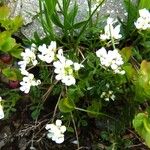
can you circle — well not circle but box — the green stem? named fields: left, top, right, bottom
left=75, top=107, right=116, bottom=120
left=87, top=0, right=92, bottom=27
left=71, top=112, right=80, bottom=149
left=52, top=91, right=62, bottom=122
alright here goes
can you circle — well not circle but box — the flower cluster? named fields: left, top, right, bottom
left=0, top=97, right=4, bottom=119
left=96, top=47, right=125, bottom=75
left=37, top=42, right=83, bottom=86
left=135, top=8, right=150, bottom=30
left=18, top=44, right=41, bottom=93
left=45, top=119, right=66, bottom=144
left=100, top=17, right=122, bottom=41
left=101, top=91, right=115, bottom=101
left=38, top=41, right=57, bottom=63
left=53, top=49, right=83, bottom=86
left=20, top=73, right=41, bottom=94
left=100, top=84, right=115, bottom=101
left=18, top=42, right=83, bottom=93
left=18, top=44, right=38, bottom=76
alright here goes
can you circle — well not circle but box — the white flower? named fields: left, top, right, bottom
left=18, top=44, right=38, bottom=76
left=74, top=62, right=84, bottom=71
left=100, top=17, right=122, bottom=41
left=30, top=43, right=37, bottom=52
left=45, top=119, right=66, bottom=144
left=96, top=47, right=107, bottom=58
left=139, top=8, right=150, bottom=19
left=21, top=48, right=37, bottom=66
left=20, top=73, right=41, bottom=93
left=38, top=41, right=57, bottom=63
left=53, top=57, right=75, bottom=86
left=96, top=47, right=125, bottom=75
left=100, top=89, right=115, bottom=101
left=134, top=8, right=150, bottom=30
left=18, top=61, right=29, bottom=75
left=56, top=119, right=62, bottom=127
left=53, top=52, right=83, bottom=86
left=56, top=49, right=64, bottom=60
left=0, top=97, right=4, bottom=119
left=61, top=75, right=76, bottom=86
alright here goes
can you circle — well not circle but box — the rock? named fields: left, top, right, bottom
left=7, top=0, right=39, bottom=25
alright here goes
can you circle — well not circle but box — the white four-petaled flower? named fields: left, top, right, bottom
left=20, top=46, right=38, bottom=66
left=53, top=49, right=83, bottom=86
left=100, top=17, right=122, bottom=41
left=45, top=119, right=66, bottom=144
left=18, top=44, right=41, bottom=93
left=135, top=8, right=150, bottom=30
left=96, top=47, right=125, bottom=75
left=20, top=73, right=41, bottom=93
left=38, top=41, right=57, bottom=63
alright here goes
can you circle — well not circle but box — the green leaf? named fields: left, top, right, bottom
left=58, top=97, right=75, bottom=113
left=2, top=67, right=22, bottom=81
left=123, top=63, right=136, bottom=80
left=138, top=0, right=150, bottom=9
left=123, top=0, right=138, bottom=36
left=39, top=0, right=55, bottom=40
left=67, top=1, right=78, bottom=26
left=1, top=16, right=23, bottom=33
left=0, top=6, right=9, bottom=19
left=0, top=31, right=16, bottom=52
left=73, top=20, right=87, bottom=29
left=51, top=11, right=63, bottom=28
left=134, top=60, right=150, bottom=102
left=120, top=47, right=132, bottom=62
left=9, top=45, right=23, bottom=58
left=87, top=100, right=101, bottom=117
left=67, top=127, right=74, bottom=133
left=133, top=113, right=150, bottom=148
left=44, top=0, right=57, bottom=16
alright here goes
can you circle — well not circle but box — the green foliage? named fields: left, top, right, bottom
left=133, top=112, right=150, bottom=148
left=0, top=31, right=16, bottom=51
left=0, top=6, right=23, bottom=58
left=58, top=97, right=75, bottom=113
left=38, top=0, right=105, bottom=47
left=87, top=100, right=101, bottom=117
left=30, top=87, right=44, bottom=120
left=1, top=16, right=23, bottom=33
left=2, top=67, right=22, bottom=81
left=123, top=0, right=138, bottom=37
left=138, top=0, right=150, bottom=9
left=134, top=60, right=150, bottom=102
left=2, top=0, right=150, bottom=148
left=3, top=92, right=21, bottom=118
left=120, top=47, right=132, bottom=62
left=0, top=5, right=9, bottom=19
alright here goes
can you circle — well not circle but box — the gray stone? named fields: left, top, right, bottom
left=7, top=0, right=39, bottom=25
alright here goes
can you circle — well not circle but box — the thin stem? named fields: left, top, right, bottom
left=71, top=112, right=80, bottom=149
left=52, top=91, right=62, bottom=122
left=75, top=107, right=116, bottom=121
left=42, top=80, right=58, bottom=101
